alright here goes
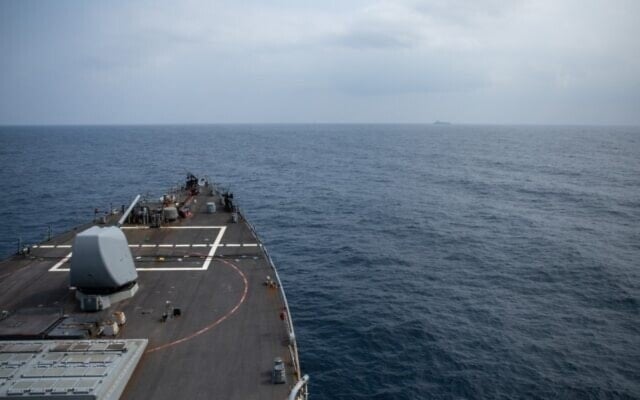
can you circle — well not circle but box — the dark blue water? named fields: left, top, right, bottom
left=1, top=124, right=639, bottom=399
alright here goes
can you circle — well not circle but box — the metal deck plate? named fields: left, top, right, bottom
left=0, top=186, right=303, bottom=400
left=0, top=308, right=62, bottom=339
left=0, top=339, right=147, bottom=400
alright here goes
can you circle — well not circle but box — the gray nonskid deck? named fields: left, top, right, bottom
left=0, top=188, right=302, bottom=400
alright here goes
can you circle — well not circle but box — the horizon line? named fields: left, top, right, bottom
left=1, top=122, right=639, bottom=128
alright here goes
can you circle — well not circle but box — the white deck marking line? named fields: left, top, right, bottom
left=161, top=226, right=226, bottom=229
left=145, top=258, right=247, bottom=353
left=242, top=244, right=258, bottom=247
left=137, top=226, right=227, bottom=272
left=51, top=226, right=228, bottom=272
left=121, top=225, right=225, bottom=230
left=56, top=245, right=72, bottom=248
left=135, top=267, right=207, bottom=271
left=225, top=244, right=241, bottom=247
left=40, top=245, right=55, bottom=249
left=200, top=226, right=226, bottom=271
left=49, top=252, right=72, bottom=272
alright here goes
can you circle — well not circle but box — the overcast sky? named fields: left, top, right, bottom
left=1, top=0, right=639, bottom=125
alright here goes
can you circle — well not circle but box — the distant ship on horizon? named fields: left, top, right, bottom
left=433, top=120, right=452, bottom=125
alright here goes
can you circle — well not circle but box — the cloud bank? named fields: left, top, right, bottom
left=1, top=0, right=639, bottom=124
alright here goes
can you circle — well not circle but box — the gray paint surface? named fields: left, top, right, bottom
left=0, top=190, right=300, bottom=400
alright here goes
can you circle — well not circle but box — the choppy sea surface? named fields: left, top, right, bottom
left=1, top=124, right=639, bottom=399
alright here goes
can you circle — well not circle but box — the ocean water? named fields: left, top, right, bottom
left=1, top=124, right=639, bottom=399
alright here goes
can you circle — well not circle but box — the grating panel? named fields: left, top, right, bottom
left=84, top=367, right=108, bottom=377
left=21, top=367, right=45, bottom=378
left=6, top=380, right=32, bottom=395
left=88, top=354, right=113, bottom=363
left=7, top=354, right=31, bottom=366
left=105, top=342, right=126, bottom=352
left=74, top=378, right=100, bottom=394
left=30, top=379, right=53, bottom=394
left=1, top=343, right=44, bottom=353
left=39, top=353, right=65, bottom=365
left=52, top=378, right=77, bottom=394
left=51, top=343, right=73, bottom=352
left=87, top=343, right=110, bottom=352
left=0, top=339, right=147, bottom=399
left=63, top=367, right=87, bottom=377
left=43, top=367, right=66, bottom=377
left=69, top=343, right=91, bottom=352
left=0, top=367, right=16, bottom=379
left=64, top=354, right=93, bottom=364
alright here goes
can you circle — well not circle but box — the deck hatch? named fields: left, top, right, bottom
left=0, top=308, right=62, bottom=339
left=105, top=342, right=126, bottom=352
left=0, top=339, right=147, bottom=399
left=0, top=343, right=44, bottom=353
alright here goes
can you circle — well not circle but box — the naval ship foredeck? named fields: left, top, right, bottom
left=0, top=179, right=306, bottom=400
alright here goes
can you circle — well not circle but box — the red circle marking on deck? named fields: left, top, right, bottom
left=145, top=259, right=248, bottom=354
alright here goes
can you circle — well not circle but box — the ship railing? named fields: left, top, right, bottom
left=240, top=210, right=308, bottom=400
left=288, top=374, right=310, bottom=400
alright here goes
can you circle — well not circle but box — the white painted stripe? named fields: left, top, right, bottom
left=201, top=226, right=226, bottom=271
left=40, top=245, right=55, bottom=249
left=159, top=226, right=226, bottom=229
left=122, top=225, right=225, bottom=230
left=55, top=266, right=211, bottom=272
left=137, top=226, right=227, bottom=272
left=136, top=267, right=206, bottom=271
left=242, top=244, right=258, bottom=247
left=225, top=244, right=241, bottom=247
left=49, top=252, right=72, bottom=272
left=56, top=245, right=72, bottom=248
left=52, top=226, right=230, bottom=273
